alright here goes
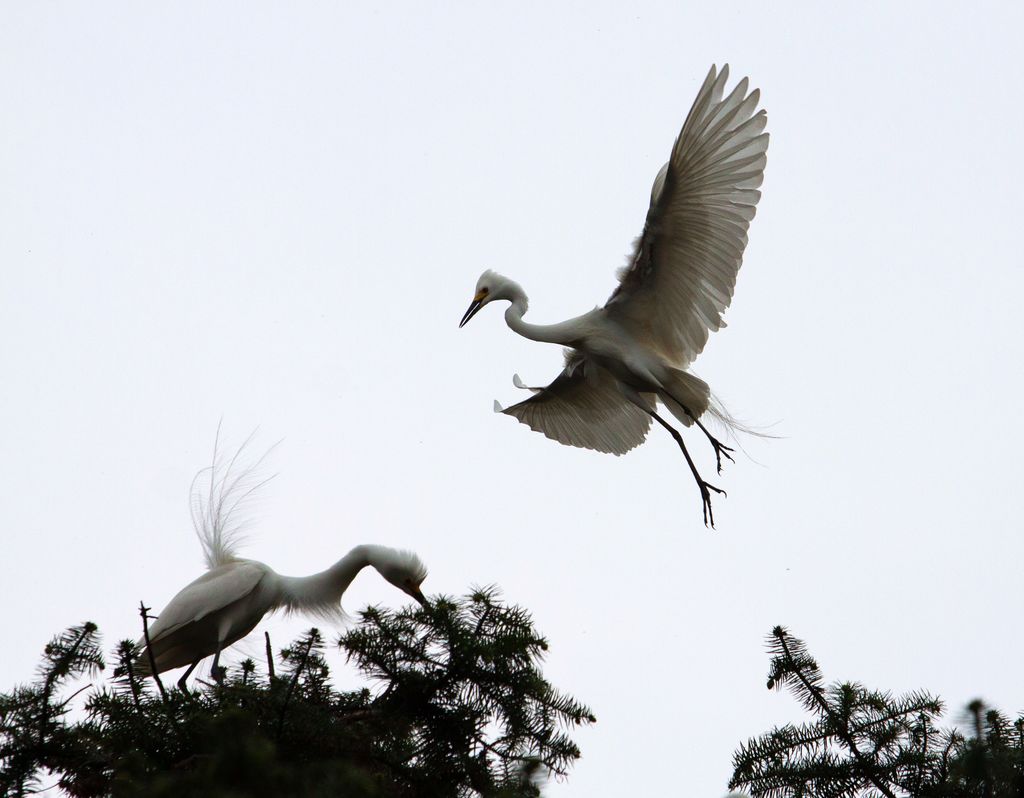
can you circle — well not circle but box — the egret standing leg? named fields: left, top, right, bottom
left=211, top=642, right=225, bottom=684
left=648, top=409, right=726, bottom=527
left=177, top=661, right=199, bottom=691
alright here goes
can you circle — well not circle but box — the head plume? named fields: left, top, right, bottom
left=370, top=546, right=428, bottom=584
left=474, top=270, right=527, bottom=309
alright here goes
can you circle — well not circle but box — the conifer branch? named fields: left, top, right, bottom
left=732, top=627, right=1024, bottom=798
left=138, top=602, right=167, bottom=704
left=115, top=641, right=142, bottom=710
left=276, top=629, right=319, bottom=740
left=264, top=631, right=275, bottom=680
left=773, top=627, right=898, bottom=798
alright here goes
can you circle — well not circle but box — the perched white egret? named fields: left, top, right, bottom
left=137, top=439, right=428, bottom=689
left=459, top=65, right=768, bottom=526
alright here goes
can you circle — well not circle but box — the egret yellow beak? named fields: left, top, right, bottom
left=459, top=291, right=488, bottom=328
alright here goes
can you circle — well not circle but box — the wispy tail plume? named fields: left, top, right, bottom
left=190, top=424, right=279, bottom=569
left=705, top=393, right=779, bottom=441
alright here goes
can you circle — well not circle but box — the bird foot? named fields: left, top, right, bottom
left=709, top=438, right=735, bottom=474
left=700, top=481, right=727, bottom=528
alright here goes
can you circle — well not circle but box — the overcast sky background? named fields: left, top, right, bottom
left=3, top=3, right=1023, bottom=795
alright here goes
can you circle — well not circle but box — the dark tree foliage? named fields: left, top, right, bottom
left=0, top=623, right=105, bottom=797
left=730, top=626, right=1024, bottom=798
left=0, top=589, right=594, bottom=798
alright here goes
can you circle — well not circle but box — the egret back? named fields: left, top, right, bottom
left=138, top=560, right=276, bottom=674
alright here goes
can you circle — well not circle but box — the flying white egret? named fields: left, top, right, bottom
left=459, top=64, right=768, bottom=527
left=137, top=439, right=428, bottom=689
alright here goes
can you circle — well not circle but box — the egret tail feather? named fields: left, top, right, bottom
left=705, top=394, right=778, bottom=441
left=190, top=429, right=279, bottom=569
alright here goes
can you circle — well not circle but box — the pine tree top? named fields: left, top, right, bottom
left=0, top=588, right=594, bottom=798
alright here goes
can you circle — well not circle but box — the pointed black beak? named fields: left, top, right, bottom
left=459, top=298, right=483, bottom=328
left=411, top=588, right=430, bottom=608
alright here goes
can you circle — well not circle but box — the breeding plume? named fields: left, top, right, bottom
left=460, top=65, right=768, bottom=526
left=137, top=439, right=428, bottom=689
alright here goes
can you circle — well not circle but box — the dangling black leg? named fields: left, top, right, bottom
left=665, top=393, right=735, bottom=474
left=647, top=409, right=726, bottom=528
left=691, top=415, right=734, bottom=474
left=178, top=660, right=199, bottom=691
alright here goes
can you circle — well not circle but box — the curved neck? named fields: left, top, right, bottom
left=277, top=544, right=378, bottom=618
left=503, top=291, right=576, bottom=346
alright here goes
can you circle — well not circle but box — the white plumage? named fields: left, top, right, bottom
left=459, top=65, right=768, bottom=527
left=138, top=439, right=428, bottom=688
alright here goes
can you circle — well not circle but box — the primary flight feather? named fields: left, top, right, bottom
left=459, top=65, right=768, bottom=526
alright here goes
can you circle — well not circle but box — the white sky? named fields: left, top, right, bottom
left=2, top=3, right=1023, bottom=795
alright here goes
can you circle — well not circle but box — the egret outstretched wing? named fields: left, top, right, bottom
left=500, top=351, right=652, bottom=455
left=605, top=64, right=768, bottom=368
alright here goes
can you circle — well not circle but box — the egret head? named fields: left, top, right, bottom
left=375, top=548, right=429, bottom=608
left=459, top=270, right=521, bottom=327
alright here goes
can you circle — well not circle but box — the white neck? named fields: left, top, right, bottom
left=503, top=287, right=577, bottom=346
left=276, top=544, right=384, bottom=620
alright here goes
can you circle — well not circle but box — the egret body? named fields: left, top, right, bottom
left=459, top=65, right=768, bottom=526
left=138, top=445, right=428, bottom=688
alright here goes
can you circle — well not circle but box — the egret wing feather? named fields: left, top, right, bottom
left=606, top=64, right=768, bottom=368
left=145, top=561, right=270, bottom=644
left=501, top=351, right=651, bottom=455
